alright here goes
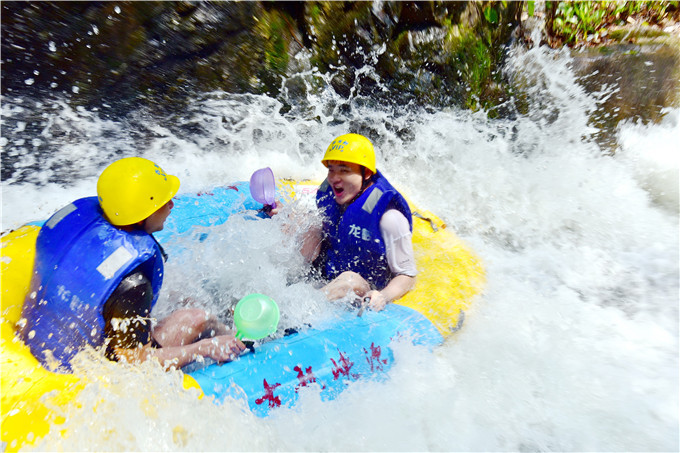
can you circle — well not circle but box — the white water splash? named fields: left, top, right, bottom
left=4, top=43, right=678, bottom=452
left=616, top=107, right=680, bottom=213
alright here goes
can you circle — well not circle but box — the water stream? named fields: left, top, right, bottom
left=1, top=41, right=678, bottom=451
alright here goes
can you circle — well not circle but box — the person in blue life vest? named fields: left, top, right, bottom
left=272, top=133, right=418, bottom=311
left=19, top=157, right=245, bottom=373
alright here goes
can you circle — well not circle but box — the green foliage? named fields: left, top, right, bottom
left=483, top=6, right=499, bottom=24
left=553, top=1, right=605, bottom=45
left=545, top=1, right=679, bottom=47
left=254, top=9, right=291, bottom=95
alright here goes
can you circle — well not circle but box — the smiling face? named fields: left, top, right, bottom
left=326, top=160, right=371, bottom=206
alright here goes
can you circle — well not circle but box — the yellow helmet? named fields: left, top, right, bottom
left=321, top=133, right=376, bottom=174
left=97, top=157, right=180, bottom=226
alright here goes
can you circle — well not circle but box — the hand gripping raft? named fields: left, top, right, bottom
left=0, top=179, right=484, bottom=449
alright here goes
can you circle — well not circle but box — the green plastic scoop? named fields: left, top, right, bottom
left=233, top=293, right=280, bottom=340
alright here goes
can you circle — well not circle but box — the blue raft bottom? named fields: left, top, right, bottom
left=20, top=184, right=447, bottom=417
left=188, top=303, right=444, bottom=416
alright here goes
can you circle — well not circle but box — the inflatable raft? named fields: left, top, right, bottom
left=1, top=180, right=484, bottom=450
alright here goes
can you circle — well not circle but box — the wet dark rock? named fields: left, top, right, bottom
left=5, top=0, right=674, bottom=132
left=1, top=1, right=523, bottom=115
left=2, top=2, right=274, bottom=113
left=302, top=1, right=522, bottom=111
left=571, top=32, right=680, bottom=151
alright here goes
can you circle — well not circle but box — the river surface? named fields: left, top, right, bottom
left=1, top=42, right=679, bottom=451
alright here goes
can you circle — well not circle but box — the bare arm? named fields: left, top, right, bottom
left=366, top=210, right=418, bottom=311
left=365, top=274, right=416, bottom=311
left=300, top=222, right=324, bottom=263
left=266, top=197, right=326, bottom=264
left=115, top=334, right=244, bottom=370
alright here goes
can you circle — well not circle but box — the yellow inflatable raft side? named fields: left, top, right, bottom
left=1, top=183, right=484, bottom=449
left=396, top=207, right=485, bottom=336
left=0, top=226, right=201, bottom=451
left=1, top=226, right=81, bottom=451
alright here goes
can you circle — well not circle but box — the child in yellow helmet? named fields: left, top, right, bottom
left=20, top=157, right=245, bottom=373
left=273, top=134, right=417, bottom=311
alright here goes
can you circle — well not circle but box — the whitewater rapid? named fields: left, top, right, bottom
left=1, top=43, right=678, bottom=451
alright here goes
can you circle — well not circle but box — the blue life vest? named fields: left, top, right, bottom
left=20, top=197, right=164, bottom=372
left=316, top=171, right=412, bottom=289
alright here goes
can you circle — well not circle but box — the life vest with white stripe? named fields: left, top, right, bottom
left=20, top=197, right=164, bottom=372
left=316, top=171, right=412, bottom=289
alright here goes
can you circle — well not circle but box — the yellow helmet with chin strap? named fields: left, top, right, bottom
left=97, top=157, right=180, bottom=226
left=321, top=133, right=376, bottom=174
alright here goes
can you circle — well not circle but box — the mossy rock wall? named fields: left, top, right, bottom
left=571, top=33, right=680, bottom=151
left=1, top=1, right=523, bottom=114
left=302, top=1, right=522, bottom=110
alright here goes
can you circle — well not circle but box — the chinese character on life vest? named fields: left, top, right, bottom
left=349, top=224, right=361, bottom=239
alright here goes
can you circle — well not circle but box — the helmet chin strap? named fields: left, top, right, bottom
left=342, top=167, right=373, bottom=210
left=360, top=167, right=369, bottom=190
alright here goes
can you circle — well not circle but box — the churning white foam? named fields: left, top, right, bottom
left=4, top=43, right=678, bottom=452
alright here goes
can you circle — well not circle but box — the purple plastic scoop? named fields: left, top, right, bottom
left=250, top=167, right=277, bottom=208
